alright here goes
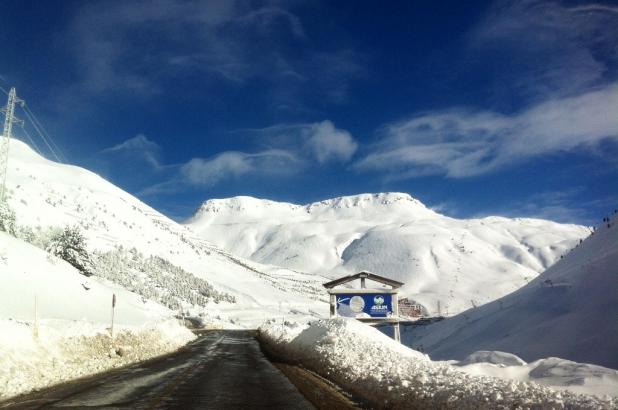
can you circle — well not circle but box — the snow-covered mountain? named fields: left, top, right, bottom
left=403, top=213, right=618, bottom=369
left=2, top=139, right=328, bottom=326
left=187, top=193, right=590, bottom=316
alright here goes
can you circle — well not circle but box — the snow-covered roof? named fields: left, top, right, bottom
left=322, top=271, right=404, bottom=289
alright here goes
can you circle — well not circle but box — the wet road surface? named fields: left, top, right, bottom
left=1, top=330, right=314, bottom=409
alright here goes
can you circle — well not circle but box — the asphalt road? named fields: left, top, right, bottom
left=1, top=330, right=315, bottom=410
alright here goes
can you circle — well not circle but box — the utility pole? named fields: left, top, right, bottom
left=0, top=87, right=24, bottom=203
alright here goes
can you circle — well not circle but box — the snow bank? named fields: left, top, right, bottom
left=452, top=352, right=618, bottom=398
left=0, top=318, right=195, bottom=399
left=258, top=319, right=616, bottom=409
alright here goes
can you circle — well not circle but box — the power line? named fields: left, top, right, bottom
left=21, top=105, right=63, bottom=163
left=20, top=126, right=44, bottom=157
left=22, top=103, right=66, bottom=163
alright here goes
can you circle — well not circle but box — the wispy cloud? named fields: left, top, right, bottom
left=65, top=0, right=363, bottom=105
left=102, top=134, right=164, bottom=170
left=136, top=119, right=356, bottom=195
left=180, top=149, right=301, bottom=187
left=249, top=120, right=358, bottom=164
left=468, top=0, right=618, bottom=101
left=356, top=83, right=618, bottom=178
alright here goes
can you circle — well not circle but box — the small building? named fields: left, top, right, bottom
left=398, top=297, right=424, bottom=319
left=323, top=271, right=404, bottom=341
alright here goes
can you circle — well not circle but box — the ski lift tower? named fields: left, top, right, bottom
left=0, top=87, right=24, bottom=203
left=323, top=271, right=404, bottom=342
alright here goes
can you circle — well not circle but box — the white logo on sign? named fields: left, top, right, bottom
left=374, top=295, right=385, bottom=305
left=349, top=296, right=365, bottom=313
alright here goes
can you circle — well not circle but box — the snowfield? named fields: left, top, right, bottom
left=188, top=193, right=590, bottom=316
left=401, top=212, right=618, bottom=369
left=259, top=319, right=617, bottom=409
left=0, top=138, right=327, bottom=399
left=0, top=233, right=195, bottom=399
left=3, top=138, right=328, bottom=326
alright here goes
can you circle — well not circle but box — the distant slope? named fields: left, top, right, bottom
left=403, top=213, right=618, bottom=369
left=3, top=139, right=328, bottom=325
left=187, top=193, right=590, bottom=315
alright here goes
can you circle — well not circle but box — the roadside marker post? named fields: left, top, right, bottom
left=110, top=294, right=116, bottom=342
left=33, top=295, right=39, bottom=340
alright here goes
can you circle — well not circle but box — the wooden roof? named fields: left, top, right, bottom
left=322, top=271, right=403, bottom=289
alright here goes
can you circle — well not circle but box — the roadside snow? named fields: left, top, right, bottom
left=0, top=232, right=196, bottom=400
left=0, top=319, right=195, bottom=400
left=451, top=352, right=618, bottom=398
left=259, top=319, right=616, bottom=409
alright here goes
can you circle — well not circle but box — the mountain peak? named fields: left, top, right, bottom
left=189, top=192, right=435, bottom=223
left=305, top=192, right=426, bottom=212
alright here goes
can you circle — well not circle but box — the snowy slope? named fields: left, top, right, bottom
left=0, top=232, right=170, bottom=325
left=0, top=231, right=197, bottom=399
left=3, top=139, right=328, bottom=326
left=402, top=213, right=618, bottom=369
left=187, top=193, right=590, bottom=315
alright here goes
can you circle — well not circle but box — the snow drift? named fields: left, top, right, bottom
left=259, top=319, right=615, bottom=409
left=0, top=319, right=195, bottom=400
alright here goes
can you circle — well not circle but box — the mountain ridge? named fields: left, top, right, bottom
left=187, top=193, right=590, bottom=316
left=3, top=138, right=328, bottom=326
left=403, top=213, right=618, bottom=369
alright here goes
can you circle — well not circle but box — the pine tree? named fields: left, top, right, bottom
left=0, top=202, right=16, bottom=236
left=47, top=225, right=95, bottom=276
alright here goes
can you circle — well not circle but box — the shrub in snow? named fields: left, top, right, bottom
left=93, top=246, right=236, bottom=311
left=0, top=202, right=16, bottom=235
left=46, top=225, right=95, bottom=276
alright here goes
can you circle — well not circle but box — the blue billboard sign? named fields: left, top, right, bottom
left=335, top=293, right=394, bottom=318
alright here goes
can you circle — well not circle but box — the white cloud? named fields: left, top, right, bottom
left=304, top=121, right=357, bottom=163
left=356, top=83, right=618, bottom=178
left=180, top=149, right=300, bottom=187
left=102, top=134, right=162, bottom=169
left=247, top=120, right=358, bottom=164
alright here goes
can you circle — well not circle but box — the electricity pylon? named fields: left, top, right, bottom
left=0, top=87, right=24, bottom=203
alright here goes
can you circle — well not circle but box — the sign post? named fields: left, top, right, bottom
left=110, top=294, right=116, bottom=341
left=33, top=295, right=39, bottom=340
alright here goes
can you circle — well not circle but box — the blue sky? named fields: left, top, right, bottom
left=1, top=0, right=617, bottom=224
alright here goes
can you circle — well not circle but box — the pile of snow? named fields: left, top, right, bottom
left=4, top=138, right=328, bottom=326
left=188, top=193, right=590, bottom=315
left=452, top=352, right=618, bottom=398
left=402, top=212, right=618, bottom=369
left=258, top=319, right=616, bottom=409
left=0, top=231, right=195, bottom=399
left=0, top=318, right=194, bottom=399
